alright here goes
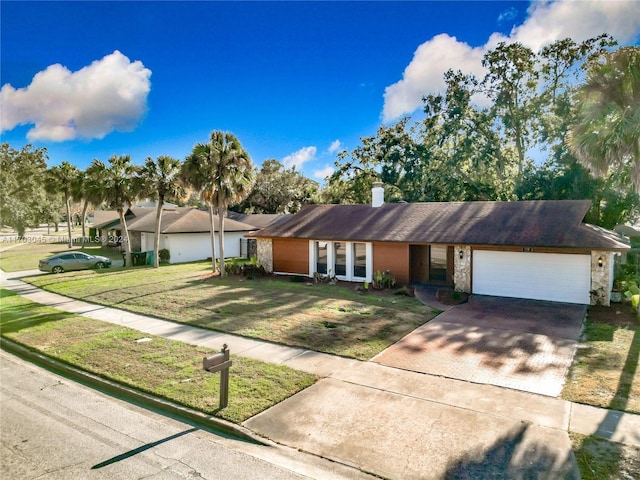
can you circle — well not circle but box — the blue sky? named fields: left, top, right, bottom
left=2, top=1, right=639, bottom=182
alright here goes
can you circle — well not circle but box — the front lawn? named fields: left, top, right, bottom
left=0, top=289, right=317, bottom=424
left=571, top=433, right=640, bottom=480
left=562, top=305, right=640, bottom=414
left=22, top=263, right=436, bottom=360
left=0, top=241, right=123, bottom=272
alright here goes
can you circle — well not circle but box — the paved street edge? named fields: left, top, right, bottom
left=0, top=337, right=269, bottom=446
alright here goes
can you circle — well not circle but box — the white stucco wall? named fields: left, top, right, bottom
left=137, top=232, right=247, bottom=264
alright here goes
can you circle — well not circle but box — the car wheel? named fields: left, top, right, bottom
left=95, top=262, right=105, bottom=269
left=52, top=266, right=64, bottom=274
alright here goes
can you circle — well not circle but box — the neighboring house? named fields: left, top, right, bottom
left=125, top=208, right=259, bottom=264
left=93, top=207, right=156, bottom=250
left=249, top=184, right=629, bottom=306
left=227, top=212, right=294, bottom=258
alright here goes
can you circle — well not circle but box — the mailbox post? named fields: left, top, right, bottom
left=203, top=344, right=232, bottom=408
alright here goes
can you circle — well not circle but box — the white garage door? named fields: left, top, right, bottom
left=472, top=250, right=591, bottom=304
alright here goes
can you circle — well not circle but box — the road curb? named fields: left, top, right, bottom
left=0, top=337, right=269, bottom=446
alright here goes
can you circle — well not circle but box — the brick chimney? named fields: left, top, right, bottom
left=372, top=182, right=384, bottom=208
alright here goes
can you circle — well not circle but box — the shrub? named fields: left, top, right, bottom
left=242, top=262, right=266, bottom=278
left=372, top=270, right=395, bottom=290
left=394, top=285, right=415, bottom=297
left=226, top=257, right=243, bottom=275
left=158, top=249, right=170, bottom=263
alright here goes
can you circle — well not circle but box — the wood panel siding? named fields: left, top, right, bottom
left=273, top=238, right=309, bottom=275
left=373, top=242, right=410, bottom=284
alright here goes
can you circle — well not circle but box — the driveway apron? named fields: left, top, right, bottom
left=372, top=295, right=586, bottom=397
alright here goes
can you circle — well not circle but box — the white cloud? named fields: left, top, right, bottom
left=282, top=146, right=317, bottom=170
left=328, top=140, right=342, bottom=154
left=313, top=166, right=334, bottom=180
left=1, top=50, right=151, bottom=141
left=382, top=34, right=486, bottom=121
left=497, top=7, right=518, bottom=25
left=382, top=1, right=640, bottom=122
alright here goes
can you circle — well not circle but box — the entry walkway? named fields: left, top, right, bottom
left=2, top=269, right=639, bottom=478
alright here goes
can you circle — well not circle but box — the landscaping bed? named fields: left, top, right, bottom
left=22, top=263, right=436, bottom=360
left=562, top=304, right=640, bottom=414
left=0, top=289, right=317, bottom=424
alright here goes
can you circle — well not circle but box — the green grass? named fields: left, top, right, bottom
left=571, top=433, right=640, bottom=480
left=562, top=305, right=640, bottom=414
left=0, top=240, right=124, bottom=272
left=22, top=263, right=436, bottom=360
left=0, top=288, right=317, bottom=423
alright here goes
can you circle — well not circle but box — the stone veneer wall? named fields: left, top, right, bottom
left=257, top=238, right=273, bottom=273
left=590, top=251, right=611, bottom=306
left=453, top=245, right=472, bottom=293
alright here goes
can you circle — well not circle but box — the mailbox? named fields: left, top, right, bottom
left=202, top=344, right=232, bottom=408
left=203, top=352, right=232, bottom=373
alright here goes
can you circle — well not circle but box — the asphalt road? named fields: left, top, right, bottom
left=0, top=351, right=371, bottom=480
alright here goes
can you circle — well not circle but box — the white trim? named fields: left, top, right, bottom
left=308, top=240, right=372, bottom=283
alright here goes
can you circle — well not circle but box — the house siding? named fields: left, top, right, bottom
left=273, top=238, right=309, bottom=275
left=373, top=242, right=410, bottom=285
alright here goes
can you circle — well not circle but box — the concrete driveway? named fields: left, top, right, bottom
left=373, top=295, right=586, bottom=397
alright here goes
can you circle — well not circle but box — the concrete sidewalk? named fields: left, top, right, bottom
left=2, top=269, right=640, bottom=479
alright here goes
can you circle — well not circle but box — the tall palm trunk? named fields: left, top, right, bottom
left=153, top=196, right=163, bottom=268
left=208, top=203, right=217, bottom=273
left=218, top=200, right=226, bottom=277
left=80, top=199, right=89, bottom=247
left=65, top=196, right=72, bottom=248
left=118, top=208, right=132, bottom=267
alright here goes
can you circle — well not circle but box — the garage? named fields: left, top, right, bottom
left=472, top=250, right=591, bottom=304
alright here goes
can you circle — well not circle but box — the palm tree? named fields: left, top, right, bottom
left=44, top=161, right=80, bottom=248
left=92, top=155, right=139, bottom=266
left=138, top=155, right=184, bottom=268
left=568, top=46, right=640, bottom=190
left=182, top=131, right=255, bottom=276
left=209, top=131, right=255, bottom=277
left=72, top=163, right=104, bottom=247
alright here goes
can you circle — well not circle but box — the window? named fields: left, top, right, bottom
left=430, top=245, right=447, bottom=282
left=353, top=243, right=366, bottom=278
left=333, top=242, right=347, bottom=276
left=316, top=241, right=327, bottom=274
left=334, top=242, right=346, bottom=276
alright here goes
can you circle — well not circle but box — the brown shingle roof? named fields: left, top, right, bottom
left=93, top=207, right=156, bottom=229
left=226, top=212, right=294, bottom=229
left=249, top=200, right=629, bottom=250
left=126, top=208, right=257, bottom=233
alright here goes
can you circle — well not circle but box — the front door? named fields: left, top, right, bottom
left=429, top=245, right=448, bottom=282
left=410, top=245, right=454, bottom=285
left=410, top=245, right=429, bottom=284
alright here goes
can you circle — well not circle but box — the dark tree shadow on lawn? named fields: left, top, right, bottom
left=595, top=324, right=640, bottom=445
left=0, top=289, right=75, bottom=334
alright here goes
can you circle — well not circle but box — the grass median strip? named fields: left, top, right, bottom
left=562, top=305, right=640, bottom=414
left=0, top=288, right=317, bottom=424
left=23, top=263, right=436, bottom=360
